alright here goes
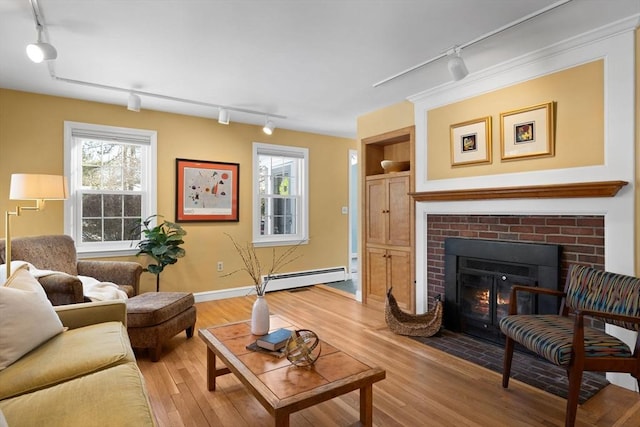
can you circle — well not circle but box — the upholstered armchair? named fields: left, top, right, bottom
left=500, top=264, right=640, bottom=427
left=0, top=235, right=142, bottom=305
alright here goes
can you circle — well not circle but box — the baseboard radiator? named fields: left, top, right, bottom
left=263, top=266, right=347, bottom=292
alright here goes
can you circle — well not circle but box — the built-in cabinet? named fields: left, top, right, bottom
left=361, top=126, right=415, bottom=312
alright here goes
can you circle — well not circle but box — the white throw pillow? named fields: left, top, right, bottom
left=0, top=265, right=64, bottom=370
left=3, top=263, right=47, bottom=299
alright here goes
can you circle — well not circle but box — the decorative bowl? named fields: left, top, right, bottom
left=381, top=160, right=410, bottom=173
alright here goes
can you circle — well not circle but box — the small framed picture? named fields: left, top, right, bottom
left=450, top=116, right=492, bottom=166
left=176, top=158, right=239, bottom=222
left=500, top=102, right=555, bottom=161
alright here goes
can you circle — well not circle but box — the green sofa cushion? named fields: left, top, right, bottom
left=0, top=362, right=156, bottom=427
left=0, top=321, right=134, bottom=400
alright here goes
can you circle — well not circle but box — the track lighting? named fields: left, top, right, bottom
left=218, top=108, right=230, bottom=125
left=127, top=93, right=141, bottom=112
left=26, top=25, right=57, bottom=63
left=263, top=119, right=275, bottom=135
left=447, top=47, right=468, bottom=81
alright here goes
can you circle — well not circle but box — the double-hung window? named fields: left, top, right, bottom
left=253, top=142, right=308, bottom=246
left=64, top=121, right=157, bottom=257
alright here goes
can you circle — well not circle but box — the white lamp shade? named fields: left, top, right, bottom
left=448, top=55, right=469, bottom=81
left=9, top=174, right=68, bottom=200
left=218, top=108, right=230, bottom=125
left=26, top=42, right=57, bottom=63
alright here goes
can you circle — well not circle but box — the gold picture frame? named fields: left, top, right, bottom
left=450, top=116, right=492, bottom=166
left=500, top=101, right=555, bottom=161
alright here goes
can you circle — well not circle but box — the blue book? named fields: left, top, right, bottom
left=256, top=328, right=294, bottom=351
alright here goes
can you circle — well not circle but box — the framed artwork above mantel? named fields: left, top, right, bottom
left=449, top=116, right=492, bottom=167
left=500, top=101, right=555, bottom=161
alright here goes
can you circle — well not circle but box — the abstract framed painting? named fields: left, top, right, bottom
left=450, top=116, right=492, bottom=166
left=176, top=158, right=239, bottom=222
left=500, top=101, right=555, bottom=161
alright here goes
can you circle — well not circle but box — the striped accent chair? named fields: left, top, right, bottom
left=500, top=264, right=640, bottom=427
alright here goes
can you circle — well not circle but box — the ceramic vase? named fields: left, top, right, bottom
left=251, top=295, right=270, bottom=335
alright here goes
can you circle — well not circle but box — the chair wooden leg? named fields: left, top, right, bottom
left=502, top=336, right=515, bottom=388
left=186, top=325, right=194, bottom=339
left=565, top=364, right=583, bottom=427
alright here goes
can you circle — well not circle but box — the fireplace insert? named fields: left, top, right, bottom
left=444, top=238, right=560, bottom=345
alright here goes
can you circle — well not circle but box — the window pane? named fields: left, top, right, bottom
left=82, top=165, right=101, bottom=189
left=82, top=194, right=102, bottom=217
left=124, top=195, right=142, bottom=216
left=103, top=194, right=122, bottom=217
left=260, top=196, right=297, bottom=236
left=103, top=164, right=123, bottom=191
left=104, top=219, right=123, bottom=241
left=123, top=145, right=142, bottom=191
left=125, top=217, right=142, bottom=240
left=82, top=219, right=102, bottom=242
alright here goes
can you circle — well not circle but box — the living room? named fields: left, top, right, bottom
left=1, top=1, right=639, bottom=426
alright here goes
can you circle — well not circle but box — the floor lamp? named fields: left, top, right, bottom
left=4, top=173, right=68, bottom=279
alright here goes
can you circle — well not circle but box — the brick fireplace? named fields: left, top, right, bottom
left=425, top=214, right=605, bottom=311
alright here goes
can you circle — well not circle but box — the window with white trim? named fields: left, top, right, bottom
left=64, top=121, right=157, bottom=257
left=253, top=142, right=308, bottom=246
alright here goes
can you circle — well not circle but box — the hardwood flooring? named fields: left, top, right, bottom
left=135, top=287, right=640, bottom=426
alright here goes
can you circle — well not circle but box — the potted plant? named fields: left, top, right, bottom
left=134, top=214, right=187, bottom=292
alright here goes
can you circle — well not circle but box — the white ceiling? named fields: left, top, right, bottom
left=0, top=0, right=638, bottom=138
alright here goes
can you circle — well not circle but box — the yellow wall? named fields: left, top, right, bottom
left=0, top=89, right=356, bottom=294
left=356, top=101, right=414, bottom=141
left=427, top=60, right=604, bottom=179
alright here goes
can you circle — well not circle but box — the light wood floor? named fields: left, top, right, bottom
left=135, top=287, right=640, bottom=426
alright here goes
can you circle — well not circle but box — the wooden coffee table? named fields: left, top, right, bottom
left=198, top=315, right=386, bottom=427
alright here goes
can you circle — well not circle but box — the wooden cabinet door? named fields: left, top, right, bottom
left=388, top=248, right=413, bottom=312
left=387, top=176, right=410, bottom=247
left=365, top=246, right=388, bottom=305
left=365, top=178, right=386, bottom=245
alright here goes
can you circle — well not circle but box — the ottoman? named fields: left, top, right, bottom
left=126, top=292, right=197, bottom=362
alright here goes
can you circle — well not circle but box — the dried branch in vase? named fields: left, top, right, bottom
left=222, top=233, right=303, bottom=295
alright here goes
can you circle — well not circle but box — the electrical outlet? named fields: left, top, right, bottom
left=217, top=261, right=223, bottom=272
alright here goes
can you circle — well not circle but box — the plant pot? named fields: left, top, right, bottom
left=251, top=295, right=270, bottom=335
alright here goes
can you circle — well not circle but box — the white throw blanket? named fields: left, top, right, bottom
left=0, top=261, right=128, bottom=301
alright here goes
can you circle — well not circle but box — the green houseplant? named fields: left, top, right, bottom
left=134, top=215, right=187, bottom=292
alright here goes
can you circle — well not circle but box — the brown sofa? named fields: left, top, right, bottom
left=0, top=235, right=142, bottom=305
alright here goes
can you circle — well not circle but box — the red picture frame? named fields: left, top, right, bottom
left=176, top=158, right=239, bottom=222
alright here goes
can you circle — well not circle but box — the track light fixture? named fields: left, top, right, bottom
left=447, top=47, right=469, bottom=81
left=218, top=108, right=230, bottom=125
left=127, top=93, right=141, bottom=112
left=26, top=25, right=57, bottom=63
left=263, top=118, right=275, bottom=135
left=372, top=0, right=571, bottom=87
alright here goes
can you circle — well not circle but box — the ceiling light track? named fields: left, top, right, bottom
left=372, top=0, right=573, bottom=87
left=51, top=76, right=286, bottom=119
left=28, top=0, right=285, bottom=127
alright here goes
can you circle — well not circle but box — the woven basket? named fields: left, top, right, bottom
left=385, top=288, right=443, bottom=337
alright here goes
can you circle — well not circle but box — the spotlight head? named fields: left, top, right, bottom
left=26, top=27, right=57, bottom=63
left=447, top=48, right=468, bottom=81
left=127, top=93, right=141, bottom=112
left=263, top=119, right=275, bottom=135
left=218, top=108, right=230, bottom=125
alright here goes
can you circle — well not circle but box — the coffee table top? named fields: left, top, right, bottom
left=199, top=315, right=385, bottom=411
